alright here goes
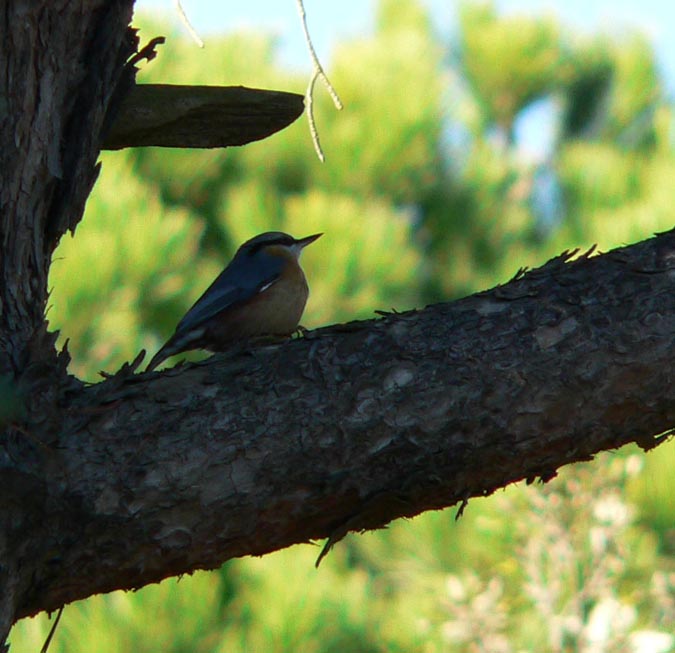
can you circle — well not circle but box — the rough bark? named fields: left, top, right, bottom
left=7, top=233, right=675, bottom=626
left=1, top=0, right=674, bottom=648
left=0, top=1, right=135, bottom=374
left=0, top=1, right=137, bottom=646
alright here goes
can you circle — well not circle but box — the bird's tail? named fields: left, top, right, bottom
left=145, top=327, right=205, bottom=372
left=145, top=342, right=175, bottom=372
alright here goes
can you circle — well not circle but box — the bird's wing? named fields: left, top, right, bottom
left=174, top=255, right=283, bottom=334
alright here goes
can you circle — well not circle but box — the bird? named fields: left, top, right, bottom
left=146, top=231, right=322, bottom=372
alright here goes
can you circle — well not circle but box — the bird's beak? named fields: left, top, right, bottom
left=296, top=233, right=322, bottom=249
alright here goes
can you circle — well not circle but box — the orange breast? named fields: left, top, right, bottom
left=203, top=260, right=309, bottom=349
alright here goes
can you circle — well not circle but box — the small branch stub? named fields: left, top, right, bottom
left=103, top=84, right=305, bottom=150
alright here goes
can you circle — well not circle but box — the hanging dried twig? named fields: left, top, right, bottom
left=295, top=0, right=343, bottom=161
left=175, top=0, right=204, bottom=48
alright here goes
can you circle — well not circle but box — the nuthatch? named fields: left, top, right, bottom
left=146, top=231, right=321, bottom=371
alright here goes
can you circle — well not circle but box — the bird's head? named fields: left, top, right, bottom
left=240, top=231, right=322, bottom=261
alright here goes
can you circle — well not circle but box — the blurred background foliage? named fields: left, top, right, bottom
left=12, top=0, right=674, bottom=650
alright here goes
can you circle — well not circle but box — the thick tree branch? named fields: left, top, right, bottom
left=8, top=231, right=675, bottom=623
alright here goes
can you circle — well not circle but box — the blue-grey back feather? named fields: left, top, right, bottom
left=175, top=249, right=285, bottom=334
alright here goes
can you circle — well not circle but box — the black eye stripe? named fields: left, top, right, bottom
left=248, top=237, right=294, bottom=255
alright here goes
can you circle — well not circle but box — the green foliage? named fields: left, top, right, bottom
left=459, top=1, right=564, bottom=137
left=48, top=151, right=207, bottom=378
left=318, top=0, right=444, bottom=202
left=556, top=140, right=675, bottom=251
left=221, top=186, right=424, bottom=323
left=561, top=42, right=614, bottom=139
left=12, top=0, right=675, bottom=649
left=13, top=571, right=230, bottom=653
left=606, top=34, right=661, bottom=147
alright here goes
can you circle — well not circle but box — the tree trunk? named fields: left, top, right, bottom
left=0, top=1, right=672, bottom=648
left=1, top=1, right=137, bottom=646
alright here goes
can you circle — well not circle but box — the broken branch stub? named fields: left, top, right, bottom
left=102, top=84, right=304, bottom=150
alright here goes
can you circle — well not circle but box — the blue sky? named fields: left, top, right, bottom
left=136, top=0, right=675, bottom=93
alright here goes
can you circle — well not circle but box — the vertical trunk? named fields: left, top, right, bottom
left=0, top=1, right=136, bottom=645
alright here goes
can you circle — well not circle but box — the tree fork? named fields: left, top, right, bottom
left=0, top=5, right=305, bottom=641
left=1, top=0, right=674, bottom=647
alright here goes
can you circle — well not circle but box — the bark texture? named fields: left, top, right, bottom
left=10, top=233, right=675, bottom=624
left=0, top=1, right=135, bottom=373
left=0, top=2, right=137, bottom=645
